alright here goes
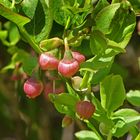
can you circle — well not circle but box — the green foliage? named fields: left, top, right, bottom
left=1, top=48, right=38, bottom=76
left=135, top=133, right=140, bottom=140
left=21, top=0, right=38, bottom=19
left=75, top=130, right=99, bottom=140
left=90, top=30, right=107, bottom=55
left=100, top=75, right=126, bottom=114
left=0, top=4, right=30, bottom=27
left=0, top=0, right=139, bottom=139
left=22, top=56, right=38, bottom=76
left=25, top=0, right=54, bottom=42
left=127, top=90, right=140, bottom=106
left=95, top=1, right=136, bottom=50
left=49, top=93, right=80, bottom=117
left=91, top=94, right=110, bottom=124
left=112, top=109, right=140, bottom=137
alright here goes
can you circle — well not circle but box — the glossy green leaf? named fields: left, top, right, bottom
left=113, top=109, right=139, bottom=118
left=90, top=30, right=107, bottom=55
left=73, top=39, right=92, bottom=57
left=80, top=55, right=114, bottom=84
left=135, top=133, right=140, bottom=140
left=0, top=4, right=30, bottom=27
left=8, top=23, right=20, bottom=45
left=92, top=0, right=109, bottom=17
left=75, top=130, right=99, bottom=140
left=49, top=93, right=79, bottom=117
left=21, top=0, right=38, bottom=19
left=25, top=0, right=53, bottom=42
left=95, top=3, right=120, bottom=34
left=22, top=56, right=38, bottom=76
left=106, top=2, right=136, bottom=48
left=80, top=56, right=113, bottom=72
left=80, top=62, right=108, bottom=71
left=126, top=90, right=140, bottom=106
left=95, top=1, right=136, bottom=50
left=112, top=109, right=140, bottom=137
left=100, top=75, right=126, bottom=114
left=91, top=66, right=111, bottom=84
left=91, top=94, right=111, bottom=124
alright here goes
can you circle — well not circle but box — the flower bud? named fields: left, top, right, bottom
left=23, top=77, right=43, bottom=98
left=62, top=115, right=73, bottom=127
left=39, top=37, right=63, bottom=51
left=72, top=51, right=85, bottom=64
left=76, top=100, right=95, bottom=119
left=39, top=52, right=59, bottom=70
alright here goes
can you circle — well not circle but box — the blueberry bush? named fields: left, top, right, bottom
left=0, top=0, right=140, bottom=140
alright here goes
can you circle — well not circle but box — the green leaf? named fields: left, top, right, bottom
left=112, top=109, right=140, bottom=137
left=80, top=61, right=108, bottom=71
left=95, top=3, right=120, bottom=34
left=73, top=39, right=92, bottom=57
left=106, top=2, right=136, bottom=48
left=25, top=0, right=53, bottom=42
left=66, top=82, right=78, bottom=96
left=95, top=2, right=136, bottom=50
left=128, top=0, right=140, bottom=14
left=92, top=0, right=109, bottom=17
left=112, top=0, right=140, bottom=14
left=126, top=90, right=140, bottom=107
left=1, top=47, right=38, bottom=76
left=135, top=133, right=140, bottom=140
left=0, top=30, right=8, bottom=40
left=91, top=94, right=111, bottom=124
left=21, top=0, right=38, bottom=19
left=113, top=109, right=139, bottom=118
left=63, top=0, right=75, bottom=6
left=52, top=0, right=72, bottom=26
left=49, top=93, right=79, bottom=117
left=91, top=66, right=111, bottom=84
left=80, top=56, right=113, bottom=72
left=0, top=48, right=30, bottom=73
left=0, top=62, right=15, bottom=73
left=129, top=127, right=139, bottom=140
left=0, top=0, right=11, bottom=8
left=75, top=130, right=99, bottom=140
left=22, top=56, right=38, bottom=76
left=8, top=23, right=20, bottom=45
left=0, top=4, right=30, bottom=27
left=90, top=30, right=107, bottom=55
left=53, top=0, right=91, bottom=26
left=100, top=75, right=126, bottom=114
left=81, top=55, right=114, bottom=84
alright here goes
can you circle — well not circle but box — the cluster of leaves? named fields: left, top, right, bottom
left=0, top=0, right=140, bottom=140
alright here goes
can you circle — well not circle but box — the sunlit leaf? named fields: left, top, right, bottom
left=127, top=90, right=140, bottom=106
left=100, top=75, right=126, bottom=114
left=0, top=4, right=30, bottom=27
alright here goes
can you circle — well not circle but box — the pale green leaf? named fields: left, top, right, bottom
left=0, top=4, right=30, bottom=27
left=100, top=75, right=126, bottom=114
